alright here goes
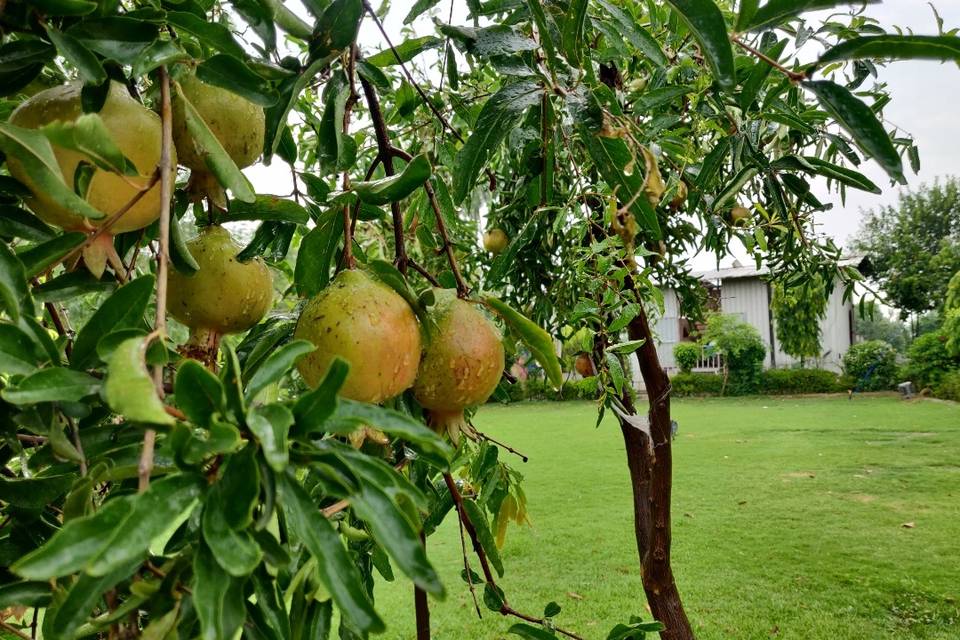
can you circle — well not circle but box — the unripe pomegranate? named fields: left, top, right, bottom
left=295, top=270, right=421, bottom=403
left=730, top=206, right=751, bottom=224
left=167, top=225, right=273, bottom=337
left=172, top=72, right=265, bottom=171
left=574, top=353, right=594, bottom=377
left=482, top=228, right=509, bottom=254
left=8, top=81, right=174, bottom=234
left=413, top=292, right=504, bottom=442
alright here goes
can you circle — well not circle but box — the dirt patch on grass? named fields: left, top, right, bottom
left=782, top=471, right=817, bottom=480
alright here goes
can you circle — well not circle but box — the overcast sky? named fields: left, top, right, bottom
left=247, top=1, right=960, bottom=269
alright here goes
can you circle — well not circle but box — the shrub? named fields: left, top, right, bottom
left=671, top=372, right=725, bottom=396
left=759, top=368, right=843, bottom=395
left=702, top=314, right=767, bottom=395
left=903, top=331, right=960, bottom=390
left=935, top=371, right=960, bottom=401
left=843, top=340, right=898, bottom=391
left=673, top=342, right=701, bottom=373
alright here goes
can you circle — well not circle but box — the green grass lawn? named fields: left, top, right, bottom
left=374, top=396, right=960, bottom=640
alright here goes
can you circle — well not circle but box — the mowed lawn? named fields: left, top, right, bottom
left=375, top=396, right=960, bottom=640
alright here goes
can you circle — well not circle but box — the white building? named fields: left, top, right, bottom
left=649, top=258, right=866, bottom=375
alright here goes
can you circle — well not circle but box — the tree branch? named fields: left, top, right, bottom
left=358, top=73, right=408, bottom=274
left=139, top=66, right=174, bottom=494
left=732, top=37, right=806, bottom=82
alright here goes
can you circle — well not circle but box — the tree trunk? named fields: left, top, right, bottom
left=415, top=533, right=431, bottom=640
left=622, top=304, right=695, bottom=640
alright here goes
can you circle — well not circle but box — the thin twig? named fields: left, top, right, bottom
left=408, top=259, right=442, bottom=287
left=139, top=66, right=173, bottom=494
left=362, top=1, right=465, bottom=145
left=471, top=428, right=529, bottom=463
left=443, top=473, right=584, bottom=639
left=733, top=37, right=807, bottom=82
left=424, top=180, right=469, bottom=296
left=457, top=507, right=483, bottom=618
left=0, top=620, right=31, bottom=640
left=359, top=73, right=408, bottom=274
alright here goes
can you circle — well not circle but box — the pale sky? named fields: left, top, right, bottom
left=246, top=1, right=960, bottom=269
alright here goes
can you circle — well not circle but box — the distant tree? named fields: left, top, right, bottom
left=855, top=301, right=911, bottom=351
left=944, top=272, right=960, bottom=356
left=854, top=179, right=960, bottom=318
left=772, top=277, right=827, bottom=364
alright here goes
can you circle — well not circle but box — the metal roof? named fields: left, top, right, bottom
left=692, top=255, right=867, bottom=282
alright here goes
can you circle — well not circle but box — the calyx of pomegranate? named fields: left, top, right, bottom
left=413, top=290, right=505, bottom=444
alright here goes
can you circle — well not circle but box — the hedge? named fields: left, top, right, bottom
left=935, top=371, right=960, bottom=402
left=672, top=368, right=844, bottom=397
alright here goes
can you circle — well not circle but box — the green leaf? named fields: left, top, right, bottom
left=347, top=481, right=444, bottom=596
left=0, top=205, right=55, bottom=242
left=440, top=24, right=538, bottom=58
left=294, top=208, right=342, bottom=298
left=219, top=445, right=261, bottom=529
left=562, top=0, right=589, bottom=67
left=309, top=0, right=364, bottom=60
left=799, top=156, right=881, bottom=194
left=735, top=0, right=760, bottom=31
left=223, top=195, right=310, bottom=224
left=0, top=581, right=52, bottom=609
left=17, top=232, right=85, bottom=278
left=50, top=559, right=142, bottom=639
left=13, top=497, right=133, bottom=579
left=175, top=359, right=226, bottom=426
left=32, top=270, right=114, bottom=303
left=292, top=357, right=348, bottom=435
left=743, top=1, right=873, bottom=32
left=606, top=351, right=625, bottom=395
left=0, top=474, right=74, bottom=510
left=1, top=367, right=100, bottom=404
left=174, top=83, right=256, bottom=202
left=248, top=404, right=293, bottom=471
left=196, top=54, right=280, bottom=107
left=544, top=601, right=561, bottom=617
left=353, top=154, right=432, bottom=205
left=462, top=499, right=504, bottom=576
left=484, top=295, right=561, bottom=389
left=245, top=339, right=315, bottom=401
left=28, top=0, right=96, bottom=17
left=166, top=11, right=246, bottom=58
left=713, top=166, right=759, bottom=210
left=264, top=54, right=337, bottom=161
left=170, top=212, right=199, bottom=274
left=277, top=473, right=384, bottom=634
left=86, top=474, right=204, bottom=576
left=483, top=582, right=505, bottom=611
left=366, top=36, right=443, bottom=66
left=231, top=0, right=278, bottom=51
left=803, top=80, right=904, bottom=183
left=65, top=17, right=158, bottom=65
left=202, top=486, right=263, bottom=577
left=193, top=542, right=248, bottom=640
left=43, top=25, right=107, bottom=85
left=71, top=274, right=153, bottom=369
left=508, top=623, right=556, bottom=639
left=104, top=336, right=175, bottom=426
left=596, top=0, right=668, bottom=67
left=525, top=0, right=560, bottom=70
left=0, top=322, right=40, bottom=375
left=0, top=241, right=32, bottom=322
left=0, top=122, right=106, bottom=221
left=404, top=0, right=441, bottom=24
left=818, top=34, right=960, bottom=66
left=608, top=339, right=645, bottom=354
left=453, top=81, right=543, bottom=203
left=327, top=399, right=453, bottom=462
left=663, top=0, right=735, bottom=89
left=131, top=39, right=191, bottom=78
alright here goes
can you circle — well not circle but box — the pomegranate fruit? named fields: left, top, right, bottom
left=574, top=353, right=594, bottom=377
left=172, top=72, right=265, bottom=171
left=413, top=292, right=504, bottom=443
left=730, top=206, right=751, bottom=224
left=482, top=228, right=509, bottom=254
left=167, top=225, right=273, bottom=337
left=294, top=269, right=421, bottom=403
left=8, top=81, right=174, bottom=234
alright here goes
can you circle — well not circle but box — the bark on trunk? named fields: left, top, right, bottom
left=415, top=533, right=431, bottom=640
left=622, top=303, right=695, bottom=640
